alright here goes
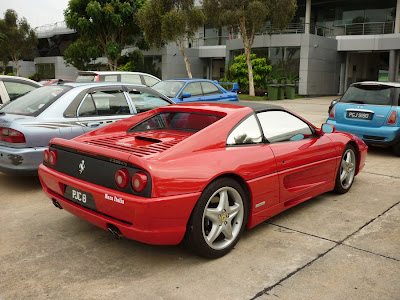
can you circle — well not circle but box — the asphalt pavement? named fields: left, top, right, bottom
left=0, top=97, right=399, bottom=300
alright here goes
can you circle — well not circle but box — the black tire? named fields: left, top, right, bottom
left=333, top=144, right=357, bottom=194
left=184, top=178, right=249, bottom=259
left=392, top=142, right=400, bottom=157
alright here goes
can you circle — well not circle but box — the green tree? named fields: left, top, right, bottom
left=63, top=39, right=102, bottom=71
left=229, top=53, right=271, bottom=90
left=137, top=0, right=205, bottom=78
left=117, top=49, right=144, bottom=71
left=64, top=0, right=146, bottom=70
left=0, top=9, right=37, bottom=76
left=203, top=0, right=297, bottom=96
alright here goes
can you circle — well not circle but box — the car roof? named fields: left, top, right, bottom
left=165, top=101, right=284, bottom=113
left=52, top=81, right=146, bottom=89
left=351, top=81, right=400, bottom=88
left=76, top=71, right=159, bottom=78
left=161, top=79, right=219, bottom=83
left=0, top=75, right=42, bottom=86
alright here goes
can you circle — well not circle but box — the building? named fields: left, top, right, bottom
left=4, top=0, right=400, bottom=96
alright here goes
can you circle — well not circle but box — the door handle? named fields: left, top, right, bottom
left=87, top=122, right=101, bottom=127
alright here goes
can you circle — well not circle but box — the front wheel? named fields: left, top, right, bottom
left=184, top=178, right=249, bottom=258
left=333, top=144, right=357, bottom=194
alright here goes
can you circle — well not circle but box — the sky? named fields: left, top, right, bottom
left=0, top=0, right=70, bottom=29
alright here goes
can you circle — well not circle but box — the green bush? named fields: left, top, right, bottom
left=6, top=73, right=14, bottom=76
left=27, top=73, right=41, bottom=81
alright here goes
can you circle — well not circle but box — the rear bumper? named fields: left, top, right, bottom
left=0, top=145, right=47, bottom=175
left=38, top=164, right=200, bottom=245
left=327, top=120, right=400, bottom=146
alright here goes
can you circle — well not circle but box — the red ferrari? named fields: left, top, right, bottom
left=39, top=102, right=367, bottom=258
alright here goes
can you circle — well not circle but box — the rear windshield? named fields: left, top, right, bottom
left=340, top=85, right=394, bottom=106
left=129, top=112, right=222, bottom=132
left=0, top=85, right=70, bottom=116
left=75, top=75, right=96, bottom=82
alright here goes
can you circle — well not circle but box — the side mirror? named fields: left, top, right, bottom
left=321, top=123, right=335, bottom=134
left=181, top=93, right=191, bottom=99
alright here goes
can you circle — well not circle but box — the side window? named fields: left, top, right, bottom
left=181, top=82, right=203, bottom=97
left=78, top=90, right=130, bottom=116
left=257, top=111, right=314, bottom=143
left=227, top=114, right=263, bottom=145
left=121, top=74, right=142, bottom=84
left=129, top=91, right=171, bottom=113
left=143, top=75, right=159, bottom=86
left=3, top=81, right=36, bottom=101
left=102, top=75, right=118, bottom=82
left=201, top=82, right=222, bottom=96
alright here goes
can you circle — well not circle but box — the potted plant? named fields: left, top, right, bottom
left=267, top=69, right=285, bottom=100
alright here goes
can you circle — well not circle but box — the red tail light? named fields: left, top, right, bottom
left=387, top=111, right=397, bottom=125
left=115, top=169, right=130, bottom=189
left=49, top=151, right=57, bottom=166
left=94, top=74, right=100, bottom=82
left=131, top=172, right=148, bottom=192
left=43, top=149, right=50, bottom=163
left=329, top=106, right=335, bottom=119
left=0, top=127, right=26, bottom=143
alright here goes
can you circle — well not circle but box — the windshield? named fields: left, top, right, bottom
left=340, top=85, right=394, bottom=106
left=0, top=85, right=70, bottom=116
left=152, top=81, right=185, bottom=98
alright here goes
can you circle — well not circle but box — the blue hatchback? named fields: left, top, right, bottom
left=327, top=81, right=400, bottom=156
left=151, top=79, right=239, bottom=103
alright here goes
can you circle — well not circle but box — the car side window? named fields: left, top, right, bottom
left=227, top=114, right=263, bottom=145
left=128, top=91, right=171, bottom=113
left=3, top=81, right=37, bottom=101
left=121, top=74, right=142, bottom=84
left=181, top=82, right=203, bottom=97
left=257, top=111, right=314, bottom=143
left=78, top=90, right=130, bottom=116
left=143, top=75, right=159, bottom=86
left=102, top=75, right=118, bottom=82
left=201, top=82, right=222, bottom=96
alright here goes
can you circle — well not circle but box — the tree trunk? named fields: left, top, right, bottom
left=239, top=17, right=255, bottom=96
left=12, top=56, right=19, bottom=76
left=176, top=39, right=192, bottom=78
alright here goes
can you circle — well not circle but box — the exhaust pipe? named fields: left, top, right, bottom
left=108, top=224, right=123, bottom=239
left=52, top=199, right=63, bottom=209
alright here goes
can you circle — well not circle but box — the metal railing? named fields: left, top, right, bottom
left=35, top=21, right=68, bottom=32
left=334, top=21, right=395, bottom=35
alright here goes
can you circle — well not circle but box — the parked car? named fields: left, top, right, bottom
left=75, top=71, right=160, bottom=87
left=39, top=79, right=75, bottom=85
left=152, top=79, right=239, bottom=103
left=327, top=81, right=400, bottom=156
left=0, top=82, right=173, bottom=175
left=0, top=75, right=42, bottom=106
left=38, top=101, right=367, bottom=258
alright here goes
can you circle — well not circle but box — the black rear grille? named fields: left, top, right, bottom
left=363, top=135, right=385, bottom=141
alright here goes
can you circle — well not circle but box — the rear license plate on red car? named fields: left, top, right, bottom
left=346, top=111, right=372, bottom=120
left=65, top=186, right=97, bottom=210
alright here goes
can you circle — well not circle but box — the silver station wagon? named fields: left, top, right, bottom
left=0, top=82, right=173, bottom=175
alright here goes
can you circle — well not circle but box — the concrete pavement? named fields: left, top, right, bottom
left=0, top=97, right=399, bottom=299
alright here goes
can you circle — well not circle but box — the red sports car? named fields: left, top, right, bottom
left=38, top=102, right=368, bottom=258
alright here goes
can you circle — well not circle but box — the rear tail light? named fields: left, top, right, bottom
left=94, top=74, right=100, bottom=82
left=387, top=111, right=397, bottom=125
left=329, top=106, right=335, bottom=119
left=131, top=172, right=148, bottom=192
left=49, top=151, right=57, bottom=166
left=115, top=169, right=130, bottom=189
left=0, top=127, right=26, bottom=143
left=43, top=149, right=50, bottom=163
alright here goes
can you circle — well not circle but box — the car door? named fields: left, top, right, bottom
left=200, top=81, right=224, bottom=101
left=76, top=88, right=133, bottom=133
left=178, top=82, right=204, bottom=102
left=257, top=110, right=337, bottom=203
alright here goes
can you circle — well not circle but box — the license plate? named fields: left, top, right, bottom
left=65, top=186, right=97, bottom=210
left=346, top=111, right=372, bottom=120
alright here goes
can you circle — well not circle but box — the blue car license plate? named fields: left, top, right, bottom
left=65, top=186, right=97, bottom=210
left=346, top=111, right=372, bottom=120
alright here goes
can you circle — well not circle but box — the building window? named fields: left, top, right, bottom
left=36, top=63, right=55, bottom=79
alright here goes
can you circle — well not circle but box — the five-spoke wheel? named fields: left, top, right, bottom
left=334, top=144, right=357, bottom=194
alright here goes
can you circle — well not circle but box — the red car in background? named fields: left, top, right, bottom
left=39, top=102, right=367, bottom=258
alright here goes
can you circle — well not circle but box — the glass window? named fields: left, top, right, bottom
left=121, top=74, right=142, bottom=84
left=182, top=82, right=203, bottom=97
left=129, top=91, right=170, bottom=113
left=341, top=85, right=393, bottom=105
left=257, top=111, right=313, bottom=143
left=227, top=114, right=263, bottom=145
left=152, top=81, right=185, bottom=98
left=0, top=86, right=70, bottom=116
left=3, top=82, right=37, bottom=101
left=75, top=75, right=96, bottom=82
left=102, top=75, right=118, bottom=82
left=201, top=82, right=222, bottom=96
left=143, top=75, right=159, bottom=86
left=78, top=90, right=130, bottom=116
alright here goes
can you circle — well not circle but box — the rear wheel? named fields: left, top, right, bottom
left=392, top=142, right=400, bottom=157
left=184, top=178, right=249, bottom=258
left=333, top=144, right=357, bottom=194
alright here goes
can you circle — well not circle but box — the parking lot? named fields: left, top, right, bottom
left=0, top=97, right=399, bottom=300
